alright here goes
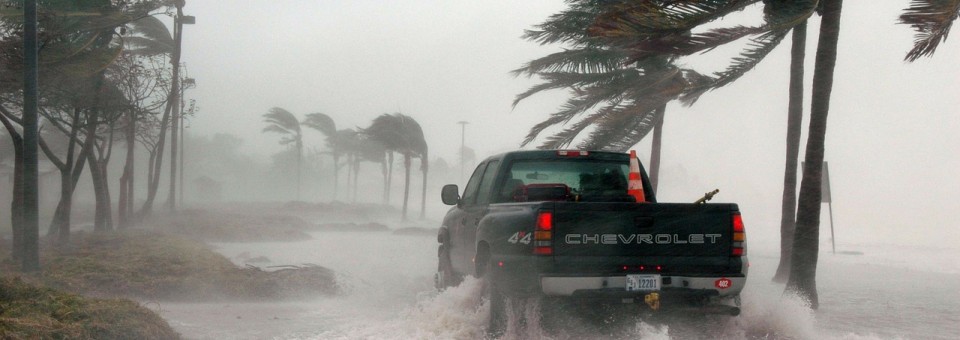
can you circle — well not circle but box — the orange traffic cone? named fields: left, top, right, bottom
left=628, top=150, right=646, bottom=203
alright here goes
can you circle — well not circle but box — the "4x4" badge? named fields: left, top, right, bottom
left=508, top=231, right=532, bottom=245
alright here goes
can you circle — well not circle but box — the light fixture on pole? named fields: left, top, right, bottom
left=457, top=121, right=469, bottom=183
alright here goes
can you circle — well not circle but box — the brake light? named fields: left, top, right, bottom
left=536, top=212, right=552, bottom=231
left=732, top=213, right=746, bottom=257
left=557, top=150, right=589, bottom=157
left=534, top=211, right=553, bottom=255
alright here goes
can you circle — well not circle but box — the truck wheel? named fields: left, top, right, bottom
left=435, top=244, right=460, bottom=290
left=482, top=260, right=507, bottom=337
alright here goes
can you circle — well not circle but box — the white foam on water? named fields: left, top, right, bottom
left=301, top=277, right=489, bottom=340
left=177, top=232, right=957, bottom=340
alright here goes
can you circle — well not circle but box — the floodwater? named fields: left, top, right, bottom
left=157, top=227, right=960, bottom=340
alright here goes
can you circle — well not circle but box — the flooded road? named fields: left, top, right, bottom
left=157, top=229, right=960, bottom=339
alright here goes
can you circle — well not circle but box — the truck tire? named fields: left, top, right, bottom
left=481, top=259, right=507, bottom=337
left=435, top=244, right=461, bottom=290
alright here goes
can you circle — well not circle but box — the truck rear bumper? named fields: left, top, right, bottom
left=540, top=275, right=745, bottom=297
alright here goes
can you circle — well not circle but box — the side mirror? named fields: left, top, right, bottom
left=441, top=184, right=460, bottom=205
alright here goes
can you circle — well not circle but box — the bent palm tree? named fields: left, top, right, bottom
left=787, top=0, right=844, bottom=309
left=263, top=107, right=303, bottom=200
left=302, top=112, right=345, bottom=200
left=773, top=20, right=808, bottom=283
left=365, top=113, right=428, bottom=220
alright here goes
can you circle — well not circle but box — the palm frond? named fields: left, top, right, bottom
left=680, top=28, right=789, bottom=105
left=511, top=47, right=628, bottom=77
left=523, top=6, right=601, bottom=46
left=520, top=89, right=626, bottom=147
left=262, top=124, right=291, bottom=135
left=631, top=25, right=765, bottom=59
left=262, top=107, right=301, bottom=134
left=578, top=102, right=662, bottom=152
left=124, top=15, right=174, bottom=55
left=302, top=112, right=337, bottom=136
left=513, top=68, right=637, bottom=107
left=899, top=0, right=960, bottom=61
left=588, top=0, right=761, bottom=40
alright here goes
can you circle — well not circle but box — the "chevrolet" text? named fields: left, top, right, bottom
left=564, top=233, right=722, bottom=245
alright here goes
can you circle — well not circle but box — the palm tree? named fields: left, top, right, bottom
left=787, top=0, right=844, bottom=309
left=773, top=20, right=807, bottom=283
left=514, top=1, right=813, bottom=193
left=365, top=113, right=428, bottom=220
left=302, top=112, right=342, bottom=199
left=262, top=107, right=303, bottom=200
left=899, top=0, right=960, bottom=61
left=526, top=0, right=831, bottom=306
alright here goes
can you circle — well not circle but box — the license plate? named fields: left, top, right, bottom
left=625, top=274, right=661, bottom=292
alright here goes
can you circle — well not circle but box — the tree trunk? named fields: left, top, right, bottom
left=296, top=139, right=302, bottom=201
left=402, top=154, right=411, bottom=221
left=88, top=148, right=112, bottom=231
left=332, top=153, right=339, bottom=201
left=648, top=105, right=666, bottom=194
left=44, top=107, right=88, bottom=244
left=773, top=20, right=808, bottom=283
left=1, top=110, right=24, bottom=261
left=386, top=151, right=394, bottom=204
left=786, top=0, right=843, bottom=310
left=352, top=155, right=359, bottom=203
left=381, top=157, right=388, bottom=204
left=139, top=100, right=172, bottom=219
left=420, top=157, right=428, bottom=220
left=119, top=111, right=135, bottom=229
left=51, top=174, right=74, bottom=244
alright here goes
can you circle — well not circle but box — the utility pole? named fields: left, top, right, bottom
left=165, top=1, right=194, bottom=211
left=21, top=0, right=40, bottom=272
left=457, top=121, right=468, bottom=183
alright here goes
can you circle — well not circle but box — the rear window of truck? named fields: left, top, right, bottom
left=496, top=160, right=631, bottom=203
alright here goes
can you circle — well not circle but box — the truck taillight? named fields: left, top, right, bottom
left=732, top=213, right=746, bottom=257
left=534, top=211, right=553, bottom=255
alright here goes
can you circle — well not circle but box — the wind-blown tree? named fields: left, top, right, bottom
left=785, top=0, right=844, bottom=309
left=512, top=2, right=692, bottom=154
left=899, top=0, right=960, bottom=61
left=513, top=1, right=813, bottom=193
left=773, top=20, right=807, bottom=283
left=592, top=0, right=833, bottom=307
left=1, top=0, right=166, bottom=251
left=262, top=107, right=303, bottom=200
left=365, top=113, right=428, bottom=220
left=33, top=75, right=98, bottom=243
left=302, top=112, right=346, bottom=200
left=117, top=14, right=173, bottom=228
left=525, top=0, right=830, bottom=305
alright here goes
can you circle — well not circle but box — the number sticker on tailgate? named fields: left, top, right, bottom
left=626, top=274, right=661, bottom=292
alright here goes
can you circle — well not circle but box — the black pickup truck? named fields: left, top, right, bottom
left=436, top=150, right=747, bottom=333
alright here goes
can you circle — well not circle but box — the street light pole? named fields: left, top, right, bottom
left=457, top=121, right=468, bottom=183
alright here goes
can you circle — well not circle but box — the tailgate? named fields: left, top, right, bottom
left=551, top=202, right=738, bottom=258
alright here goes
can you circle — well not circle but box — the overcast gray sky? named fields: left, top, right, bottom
left=178, top=1, right=959, bottom=247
